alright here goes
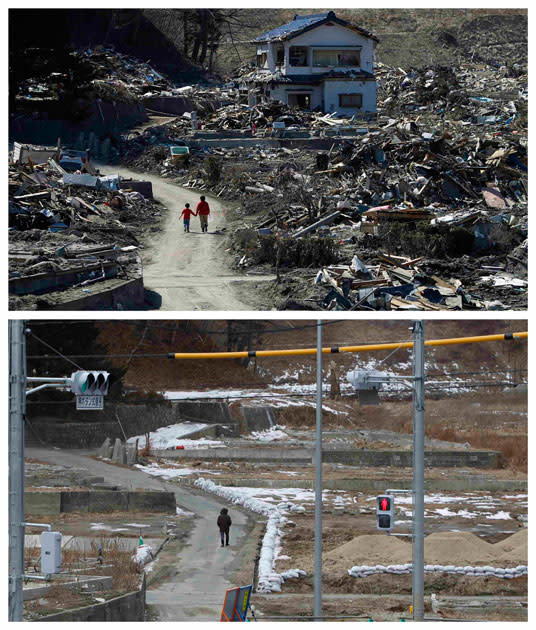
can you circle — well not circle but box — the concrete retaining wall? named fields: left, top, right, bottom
left=155, top=447, right=312, bottom=464
left=37, top=576, right=145, bottom=622
left=174, top=401, right=234, bottom=425
left=158, top=447, right=501, bottom=469
left=48, top=276, right=145, bottom=311
left=25, top=576, right=113, bottom=602
left=26, top=401, right=241, bottom=448
left=239, top=405, right=276, bottom=433
left=25, top=492, right=62, bottom=515
left=322, top=449, right=502, bottom=469
left=186, top=137, right=339, bottom=151
left=26, top=403, right=179, bottom=448
left=25, top=491, right=176, bottom=515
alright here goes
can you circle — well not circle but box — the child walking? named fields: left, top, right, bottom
left=180, top=203, right=196, bottom=233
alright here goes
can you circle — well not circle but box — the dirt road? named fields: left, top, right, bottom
left=26, top=447, right=258, bottom=621
left=102, top=165, right=274, bottom=310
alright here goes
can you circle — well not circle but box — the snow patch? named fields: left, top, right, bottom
left=194, top=478, right=306, bottom=592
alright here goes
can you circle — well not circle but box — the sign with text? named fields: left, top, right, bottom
left=76, top=395, right=104, bottom=410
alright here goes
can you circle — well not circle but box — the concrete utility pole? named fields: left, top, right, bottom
left=9, top=320, right=26, bottom=621
left=314, top=319, right=323, bottom=620
left=412, top=321, right=425, bottom=621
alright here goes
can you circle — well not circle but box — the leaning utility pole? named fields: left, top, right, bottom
left=314, top=319, right=323, bottom=620
left=412, top=321, right=425, bottom=621
left=9, top=320, right=26, bottom=621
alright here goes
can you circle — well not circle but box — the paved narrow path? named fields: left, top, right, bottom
left=26, top=448, right=257, bottom=621
left=101, top=165, right=274, bottom=310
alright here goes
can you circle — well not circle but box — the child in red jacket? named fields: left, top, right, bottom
left=180, top=203, right=196, bottom=233
left=196, top=196, right=210, bottom=232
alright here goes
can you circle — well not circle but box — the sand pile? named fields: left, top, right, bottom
left=495, top=529, right=528, bottom=562
left=310, top=530, right=527, bottom=572
left=422, top=532, right=499, bottom=565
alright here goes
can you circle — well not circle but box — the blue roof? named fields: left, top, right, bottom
left=253, top=11, right=378, bottom=43
left=253, top=13, right=330, bottom=43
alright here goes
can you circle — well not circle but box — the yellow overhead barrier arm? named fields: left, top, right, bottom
left=168, top=331, right=528, bottom=360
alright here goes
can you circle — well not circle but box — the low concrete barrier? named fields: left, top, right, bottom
left=127, top=491, right=176, bottom=513
left=49, top=276, right=145, bottom=311
left=37, top=576, right=146, bottom=622
left=25, top=492, right=62, bottom=515
left=155, top=446, right=312, bottom=464
left=322, top=449, right=502, bottom=469
left=158, top=447, right=502, bottom=469
left=24, top=576, right=113, bottom=601
left=89, top=491, right=129, bottom=513
left=26, top=491, right=176, bottom=515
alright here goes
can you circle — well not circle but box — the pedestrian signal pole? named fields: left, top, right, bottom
left=9, top=320, right=26, bottom=622
left=412, top=321, right=425, bottom=621
left=314, top=319, right=323, bottom=621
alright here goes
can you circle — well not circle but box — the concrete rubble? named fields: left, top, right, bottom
left=9, top=34, right=528, bottom=311
left=114, top=58, right=527, bottom=310
left=8, top=145, right=163, bottom=310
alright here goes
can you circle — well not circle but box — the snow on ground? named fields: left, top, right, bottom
left=162, top=438, right=226, bottom=449
left=247, top=426, right=289, bottom=442
left=90, top=523, right=129, bottom=532
left=163, top=389, right=268, bottom=400
left=486, top=511, right=511, bottom=520
left=125, top=523, right=151, bottom=528
left=176, top=506, right=194, bottom=516
left=193, top=478, right=306, bottom=593
left=126, top=422, right=226, bottom=449
left=135, top=463, right=219, bottom=479
left=367, top=492, right=521, bottom=521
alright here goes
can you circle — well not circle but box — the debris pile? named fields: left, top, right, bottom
left=16, top=46, right=179, bottom=106
left=315, top=254, right=483, bottom=311
left=8, top=148, right=163, bottom=309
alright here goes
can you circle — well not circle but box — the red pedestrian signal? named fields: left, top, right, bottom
left=376, top=495, right=394, bottom=531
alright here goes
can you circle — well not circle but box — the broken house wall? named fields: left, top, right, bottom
left=268, top=83, right=323, bottom=110
left=323, top=78, right=377, bottom=114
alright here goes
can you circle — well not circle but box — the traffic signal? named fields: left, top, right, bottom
left=376, top=494, right=394, bottom=531
left=70, top=371, right=110, bottom=396
left=347, top=369, right=388, bottom=405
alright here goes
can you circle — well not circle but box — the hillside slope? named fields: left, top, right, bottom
left=91, top=320, right=528, bottom=391
left=213, top=8, right=527, bottom=75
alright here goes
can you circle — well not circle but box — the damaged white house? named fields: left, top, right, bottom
left=244, top=11, right=378, bottom=116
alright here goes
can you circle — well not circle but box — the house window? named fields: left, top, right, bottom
left=288, top=92, right=312, bottom=109
left=339, top=93, right=363, bottom=108
left=313, top=49, right=361, bottom=67
left=289, top=46, right=308, bottom=67
left=256, top=52, right=267, bottom=68
left=275, top=46, right=284, bottom=67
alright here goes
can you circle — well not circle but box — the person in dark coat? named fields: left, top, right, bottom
left=217, top=507, right=232, bottom=547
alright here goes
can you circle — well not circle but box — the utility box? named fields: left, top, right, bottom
left=41, top=531, right=62, bottom=575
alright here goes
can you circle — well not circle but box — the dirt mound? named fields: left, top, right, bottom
left=320, top=534, right=413, bottom=570
left=495, top=529, right=527, bottom=561
left=423, top=531, right=498, bottom=565
left=312, top=531, right=527, bottom=571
